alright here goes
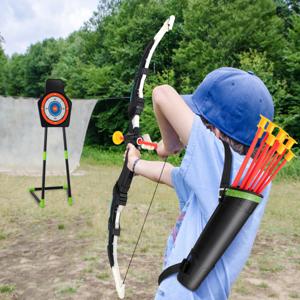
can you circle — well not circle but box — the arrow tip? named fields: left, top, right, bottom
left=113, top=131, right=124, bottom=145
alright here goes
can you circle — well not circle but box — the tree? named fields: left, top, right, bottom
left=174, top=0, right=285, bottom=90
left=0, top=34, right=7, bottom=95
left=1, top=0, right=298, bottom=148
left=239, top=49, right=288, bottom=120
left=23, top=38, right=63, bottom=97
left=80, top=0, right=184, bottom=145
left=5, top=54, right=26, bottom=96
left=84, top=0, right=121, bottom=30
left=279, top=14, right=300, bottom=146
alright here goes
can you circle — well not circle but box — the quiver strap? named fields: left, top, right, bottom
left=158, top=140, right=232, bottom=286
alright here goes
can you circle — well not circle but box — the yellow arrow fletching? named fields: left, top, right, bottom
left=258, top=115, right=269, bottom=129
left=285, top=137, right=297, bottom=150
left=112, top=131, right=124, bottom=145
left=285, top=150, right=295, bottom=162
left=276, top=128, right=288, bottom=142
left=266, top=134, right=276, bottom=146
left=277, top=143, right=286, bottom=155
left=265, top=122, right=276, bottom=134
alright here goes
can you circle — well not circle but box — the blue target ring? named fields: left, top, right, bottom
left=49, top=101, right=62, bottom=117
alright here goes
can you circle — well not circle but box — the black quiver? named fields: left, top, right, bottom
left=158, top=141, right=262, bottom=290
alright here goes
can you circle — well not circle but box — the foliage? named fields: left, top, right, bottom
left=4, top=38, right=63, bottom=97
left=0, top=35, right=7, bottom=95
left=238, top=49, right=288, bottom=121
left=5, top=53, right=26, bottom=96
left=1, top=0, right=299, bottom=149
left=24, top=38, right=63, bottom=97
left=274, top=157, right=300, bottom=181
left=0, top=284, right=15, bottom=294
left=82, top=145, right=183, bottom=166
left=174, top=0, right=284, bottom=88
left=279, top=14, right=300, bottom=144
left=81, top=146, right=299, bottom=179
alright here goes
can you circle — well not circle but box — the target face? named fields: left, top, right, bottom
left=40, top=92, right=70, bottom=126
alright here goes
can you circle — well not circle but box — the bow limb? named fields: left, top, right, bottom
left=108, top=163, right=133, bottom=299
left=130, top=15, right=175, bottom=130
left=111, top=204, right=125, bottom=299
left=139, top=15, right=175, bottom=98
left=107, top=15, right=175, bottom=299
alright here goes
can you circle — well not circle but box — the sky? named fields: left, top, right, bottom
left=0, top=0, right=99, bottom=56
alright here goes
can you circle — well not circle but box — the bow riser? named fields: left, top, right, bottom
left=108, top=15, right=175, bottom=299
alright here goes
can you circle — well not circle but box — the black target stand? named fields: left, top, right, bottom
left=29, top=79, right=73, bottom=208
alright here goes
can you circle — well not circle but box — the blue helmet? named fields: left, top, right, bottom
left=182, top=67, right=274, bottom=146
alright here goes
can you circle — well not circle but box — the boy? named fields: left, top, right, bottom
left=126, top=67, right=274, bottom=299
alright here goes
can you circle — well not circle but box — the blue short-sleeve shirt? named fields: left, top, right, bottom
left=155, top=116, right=271, bottom=300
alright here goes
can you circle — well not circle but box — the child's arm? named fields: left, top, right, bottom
left=124, top=84, right=193, bottom=186
left=152, top=84, right=194, bottom=156
left=127, top=144, right=174, bottom=187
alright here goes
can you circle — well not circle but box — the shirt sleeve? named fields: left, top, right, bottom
left=171, top=115, right=225, bottom=217
left=170, top=114, right=211, bottom=211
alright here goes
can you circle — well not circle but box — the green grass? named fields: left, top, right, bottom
left=83, top=256, right=97, bottom=262
left=81, top=146, right=123, bottom=166
left=0, top=284, right=15, bottom=294
left=257, top=282, right=269, bottom=289
left=275, top=157, right=300, bottom=181
left=96, top=272, right=110, bottom=280
left=289, top=291, right=300, bottom=299
left=57, top=224, right=65, bottom=230
left=0, top=232, right=6, bottom=240
left=0, top=162, right=298, bottom=299
left=59, top=286, right=77, bottom=295
left=81, top=145, right=182, bottom=166
left=83, top=267, right=93, bottom=273
left=82, top=146, right=300, bottom=180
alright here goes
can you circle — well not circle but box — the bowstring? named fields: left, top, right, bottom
left=123, top=21, right=172, bottom=285
left=123, top=157, right=168, bottom=283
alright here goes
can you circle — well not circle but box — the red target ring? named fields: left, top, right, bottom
left=41, top=92, right=70, bottom=125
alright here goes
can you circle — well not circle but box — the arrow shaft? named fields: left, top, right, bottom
left=232, top=127, right=262, bottom=187
left=239, top=133, right=269, bottom=189
left=137, top=138, right=158, bottom=149
left=256, top=159, right=287, bottom=193
left=241, top=143, right=269, bottom=189
left=248, top=141, right=279, bottom=190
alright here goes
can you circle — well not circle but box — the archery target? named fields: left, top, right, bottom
left=41, top=92, right=70, bottom=125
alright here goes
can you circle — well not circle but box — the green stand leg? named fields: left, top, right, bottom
left=68, top=197, right=73, bottom=206
left=39, top=199, right=45, bottom=208
left=63, top=128, right=73, bottom=206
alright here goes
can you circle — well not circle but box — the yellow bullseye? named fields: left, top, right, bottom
left=112, top=131, right=124, bottom=145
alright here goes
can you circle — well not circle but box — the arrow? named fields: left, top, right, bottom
left=112, top=131, right=158, bottom=150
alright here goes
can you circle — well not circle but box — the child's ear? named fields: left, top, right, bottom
left=214, top=128, right=221, bottom=139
